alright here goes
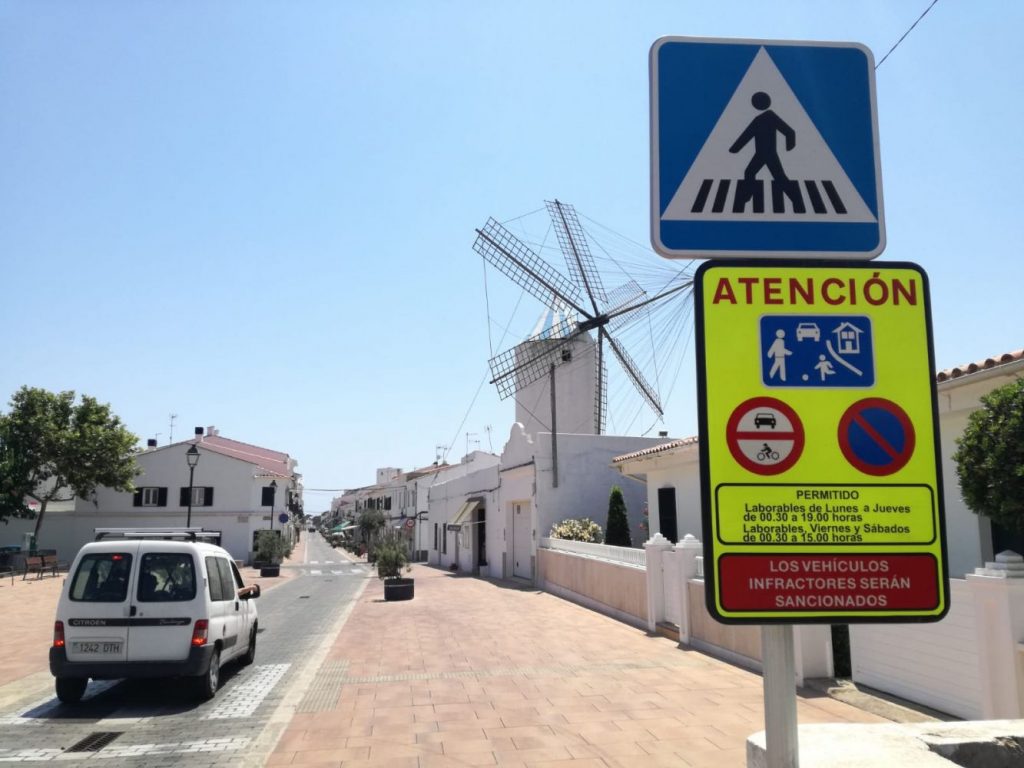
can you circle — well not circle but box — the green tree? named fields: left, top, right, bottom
left=357, top=507, right=387, bottom=554
left=605, top=485, right=632, bottom=547
left=953, top=377, right=1024, bottom=533
left=0, top=387, right=139, bottom=538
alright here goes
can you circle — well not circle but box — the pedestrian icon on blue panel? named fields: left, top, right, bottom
left=760, top=315, right=874, bottom=388
left=765, top=329, right=792, bottom=382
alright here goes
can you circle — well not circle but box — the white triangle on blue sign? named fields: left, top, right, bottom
left=662, top=47, right=876, bottom=223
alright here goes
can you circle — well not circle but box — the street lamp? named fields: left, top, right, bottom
left=268, top=480, right=277, bottom=531
left=185, top=444, right=200, bottom=527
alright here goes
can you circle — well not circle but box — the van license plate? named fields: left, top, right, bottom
left=72, top=641, right=122, bottom=654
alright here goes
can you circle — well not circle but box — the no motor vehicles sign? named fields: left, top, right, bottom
left=695, top=260, right=948, bottom=623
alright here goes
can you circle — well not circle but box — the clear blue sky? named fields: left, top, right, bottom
left=2, top=1, right=1019, bottom=510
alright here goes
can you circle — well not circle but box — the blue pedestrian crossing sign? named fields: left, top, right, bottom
left=650, top=37, right=885, bottom=260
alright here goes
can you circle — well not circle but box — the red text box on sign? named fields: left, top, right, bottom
left=719, top=553, right=939, bottom=612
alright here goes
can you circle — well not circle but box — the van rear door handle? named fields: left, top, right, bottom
left=234, top=601, right=240, bottom=611
left=129, top=605, right=137, bottom=617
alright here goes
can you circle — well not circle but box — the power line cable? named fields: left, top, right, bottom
left=876, top=0, right=940, bottom=69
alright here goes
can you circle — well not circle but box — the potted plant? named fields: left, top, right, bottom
left=375, top=530, right=413, bottom=601
left=253, top=530, right=285, bottom=577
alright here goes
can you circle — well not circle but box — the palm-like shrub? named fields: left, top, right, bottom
left=374, top=530, right=410, bottom=581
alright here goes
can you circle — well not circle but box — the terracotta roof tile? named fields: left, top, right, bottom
left=191, top=435, right=292, bottom=478
left=936, top=348, right=1024, bottom=382
left=613, top=436, right=697, bottom=464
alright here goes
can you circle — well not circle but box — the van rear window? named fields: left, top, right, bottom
left=70, top=554, right=133, bottom=602
left=137, top=553, right=197, bottom=602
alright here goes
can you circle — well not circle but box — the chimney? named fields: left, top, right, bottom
left=146, top=438, right=157, bottom=448
left=658, top=430, right=669, bottom=437
left=206, top=425, right=219, bottom=437
left=194, top=427, right=204, bottom=441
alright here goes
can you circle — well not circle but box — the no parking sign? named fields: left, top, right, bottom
left=695, top=260, right=948, bottom=624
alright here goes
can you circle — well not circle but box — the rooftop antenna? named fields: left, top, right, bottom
left=466, top=432, right=479, bottom=457
left=169, top=413, right=178, bottom=443
left=435, top=444, right=448, bottom=464
left=474, top=200, right=689, bottom=453
left=154, top=432, right=162, bottom=446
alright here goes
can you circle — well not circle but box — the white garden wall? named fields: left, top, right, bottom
left=851, top=578, right=983, bottom=719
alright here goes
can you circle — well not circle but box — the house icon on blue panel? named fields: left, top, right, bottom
left=832, top=322, right=864, bottom=355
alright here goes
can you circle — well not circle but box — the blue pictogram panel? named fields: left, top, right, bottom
left=759, top=315, right=874, bottom=387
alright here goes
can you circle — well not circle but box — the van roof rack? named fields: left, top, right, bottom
left=93, top=527, right=221, bottom=542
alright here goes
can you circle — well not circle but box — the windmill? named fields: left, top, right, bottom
left=474, top=200, right=691, bottom=441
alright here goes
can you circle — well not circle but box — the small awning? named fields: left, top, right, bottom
left=331, top=523, right=356, bottom=533
left=450, top=497, right=483, bottom=527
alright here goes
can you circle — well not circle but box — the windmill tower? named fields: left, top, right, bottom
left=513, top=306, right=599, bottom=437
left=475, top=200, right=691, bottom=439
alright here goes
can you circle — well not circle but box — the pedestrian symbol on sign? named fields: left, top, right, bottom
left=662, top=48, right=876, bottom=223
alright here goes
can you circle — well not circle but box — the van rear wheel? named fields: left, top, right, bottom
left=194, top=649, right=220, bottom=700
left=55, top=677, right=87, bottom=704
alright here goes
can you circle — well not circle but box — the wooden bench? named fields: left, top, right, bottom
left=43, top=554, right=69, bottom=575
left=22, top=555, right=65, bottom=580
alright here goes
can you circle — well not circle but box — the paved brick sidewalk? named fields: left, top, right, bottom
left=268, top=565, right=886, bottom=767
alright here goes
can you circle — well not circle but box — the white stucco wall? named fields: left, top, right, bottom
left=427, top=464, right=500, bottom=575
left=644, top=463, right=702, bottom=541
left=496, top=423, right=671, bottom=581
left=535, top=433, right=662, bottom=544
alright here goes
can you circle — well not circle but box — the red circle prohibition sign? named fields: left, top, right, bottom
left=838, top=398, right=916, bottom=476
left=726, top=396, right=805, bottom=475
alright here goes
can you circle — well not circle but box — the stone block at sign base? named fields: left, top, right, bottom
left=747, top=721, right=1024, bottom=768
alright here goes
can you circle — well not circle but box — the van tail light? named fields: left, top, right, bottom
left=191, top=619, right=209, bottom=647
left=53, top=621, right=65, bottom=648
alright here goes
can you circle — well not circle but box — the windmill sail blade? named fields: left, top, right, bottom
left=604, top=280, right=649, bottom=333
left=546, top=199, right=606, bottom=308
left=601, top=329, right=663, bottom=417
left=594, top=334, right=607, bottom=434
left=474, top=218, right=585, bottom=314
left=488, top=314, right=579, bottom=399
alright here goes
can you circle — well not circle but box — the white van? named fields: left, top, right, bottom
left=50, top=528, right=260, bottom=704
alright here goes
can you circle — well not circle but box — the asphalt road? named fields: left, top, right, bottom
left=0, top=534, right=369, bottom=766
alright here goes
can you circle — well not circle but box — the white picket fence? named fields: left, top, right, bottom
left=539, top=537, right=646, bottom=568
left=851, top=579, right=983, bottom=719
left=851, top=564, right=1024, bottom=720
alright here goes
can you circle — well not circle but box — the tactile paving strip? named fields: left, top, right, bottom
left=295, top=660, right=350, bottom=713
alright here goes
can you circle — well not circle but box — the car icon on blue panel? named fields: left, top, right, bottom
left=795, top=322, right=820, bottom=342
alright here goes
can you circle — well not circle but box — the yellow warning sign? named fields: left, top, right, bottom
left=695, top=261, right=948, bottom=623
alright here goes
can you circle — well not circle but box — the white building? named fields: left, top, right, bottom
left=613, top=348, right=1024, bottom=579
left=7, top=426, right=303, bottom=565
